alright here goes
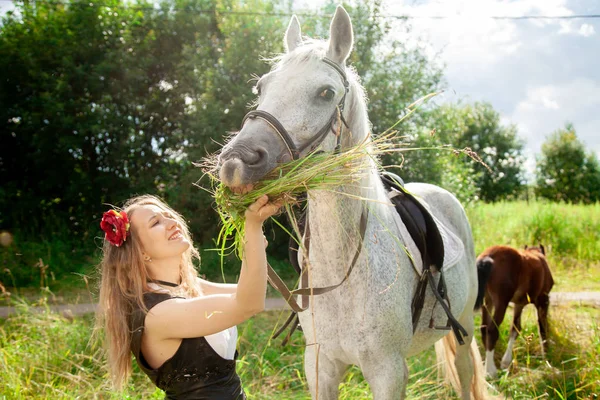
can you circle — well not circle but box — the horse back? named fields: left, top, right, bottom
left=478, top=245, right=553, bottom=305
left=521, top=250, right=554, bottom=297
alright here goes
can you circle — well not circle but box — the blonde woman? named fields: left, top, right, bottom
left=96, top=194, right=280, bottom=399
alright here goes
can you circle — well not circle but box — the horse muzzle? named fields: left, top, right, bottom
left=218, top=144, right=271, bottom=190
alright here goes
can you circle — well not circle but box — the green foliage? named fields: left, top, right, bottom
left=0, top=0, right=455, bottom=287
left=0, top=0, right=285, bottom=237
left=406, top=103, right=524, bottom=202
left=535, top=123, right=600, bottom=204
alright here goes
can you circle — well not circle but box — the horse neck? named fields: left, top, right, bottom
left=305, top=83, right=381, bottom=281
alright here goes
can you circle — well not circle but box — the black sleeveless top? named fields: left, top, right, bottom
left=130, top=292, right=246, bottom=400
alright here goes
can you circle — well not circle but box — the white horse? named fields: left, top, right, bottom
left=218, top=6, right=490, bottom=400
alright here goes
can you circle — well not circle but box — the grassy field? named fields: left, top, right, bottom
left=1, top=200, right=599, bottom=398
left=466, top=201, right=600, bottom=293
left=1, top=302, right=598, bottom=399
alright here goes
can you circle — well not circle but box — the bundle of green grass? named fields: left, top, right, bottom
left=204, top=92, right=439, bottom=257
left=205, top=136, right=376, bottom=257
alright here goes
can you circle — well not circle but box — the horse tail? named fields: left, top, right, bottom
left=435, top=334, right=494, bottom=400
left=475, top=256, right=493, bottom=310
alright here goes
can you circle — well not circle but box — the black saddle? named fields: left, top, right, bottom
left=380, top=171, right=444, bottom=272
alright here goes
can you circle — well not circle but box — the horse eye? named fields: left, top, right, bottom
left=319, top=88, right=335, bottom=101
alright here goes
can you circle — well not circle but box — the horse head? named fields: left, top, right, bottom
left=524, top=244, right=546, bottom=256
left=218, top=6, right=359, bottom=191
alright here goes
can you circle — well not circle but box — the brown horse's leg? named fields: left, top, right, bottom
left=535, top=294, right=551, bottom=357
left=501, top=303, right=524, bottom=369
left=480, top=292, right=492, bottom=350
left=484, top=299, right=508, bottom=377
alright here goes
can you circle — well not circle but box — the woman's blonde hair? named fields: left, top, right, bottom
left=95, top=194, right=201, bottom=389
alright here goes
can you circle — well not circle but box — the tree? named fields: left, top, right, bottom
left=535, top=123, right=600, bottom=203
left=0, top=0, right=460, bottom=285
left=0, top=0, right=290, bottom=285
left=0, top=0, right=285, bottom=240
left=406, top=102, right=526, bottom=203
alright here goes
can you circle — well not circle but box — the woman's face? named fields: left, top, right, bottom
left=130, top=204, right=190, bottom=262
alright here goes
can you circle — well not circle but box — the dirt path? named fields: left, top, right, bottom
left=1, top=293, right=599, bottom=319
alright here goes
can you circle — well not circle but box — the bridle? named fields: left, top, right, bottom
left=241, top=57, right=350, bottom=160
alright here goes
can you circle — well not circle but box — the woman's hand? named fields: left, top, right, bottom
left=245, top=195, right=282, bottom=226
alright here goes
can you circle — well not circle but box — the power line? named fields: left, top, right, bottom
left=0, top=0, right=599, bottom=20
left=407, top=14, right=600, bottom=20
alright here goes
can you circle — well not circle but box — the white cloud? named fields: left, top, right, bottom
left=512, top=79, right=600, bottom=155
left=579, top=23, right=596, bottom=37
left=385, top=0, right=590, bottom=71
left=559, top=21, right=597, bottom=36
left=516, top=86, right=561, bottom=111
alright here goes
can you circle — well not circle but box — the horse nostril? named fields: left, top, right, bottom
left=245, top=147, right=268, bottom=166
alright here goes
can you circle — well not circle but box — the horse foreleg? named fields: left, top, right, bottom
left=361, top=354, right=408, bottom=400
left=501, top=303, right=524, bottom=369
left=304, top=345, right=346, bottom=400
left=535, top=294, right=551, bottom=357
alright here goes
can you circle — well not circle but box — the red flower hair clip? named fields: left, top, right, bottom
left=100, top=209, right=130, bottom=247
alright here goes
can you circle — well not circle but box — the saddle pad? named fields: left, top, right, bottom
left=388, top=188, right=465, bottom=275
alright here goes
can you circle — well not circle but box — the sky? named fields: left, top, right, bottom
left=380, top=0, right=600, bottom=177
left=2, top=0, right=598, bottom=177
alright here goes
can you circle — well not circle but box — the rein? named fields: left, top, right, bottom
left=268, top=208, right=368, bottom=344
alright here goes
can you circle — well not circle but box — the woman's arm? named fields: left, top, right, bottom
left=197, top=278, right=237, bottom=296
left=144, top=195, right=280, bottom=339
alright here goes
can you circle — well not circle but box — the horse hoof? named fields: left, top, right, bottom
left=485, top=364, right=498, bottom=379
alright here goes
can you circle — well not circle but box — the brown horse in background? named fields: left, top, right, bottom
left=476, top=244, right=554, bottom=377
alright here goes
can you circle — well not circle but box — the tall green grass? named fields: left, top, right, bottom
left=467, top=201, right=600, bottom=262
left=1, top=303, right=598, bottom=399
left=466, top=201, right=600, bottom=292
left=0, top=302, right=163, bottom=399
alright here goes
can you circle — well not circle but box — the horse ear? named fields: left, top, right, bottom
left=524, top=245, right=528, bottom=250
left=326, top=6, right=354, bottom=64
left=540, top=244, right=545, bottom=255
left=284, top=15, right=302, bottom=53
